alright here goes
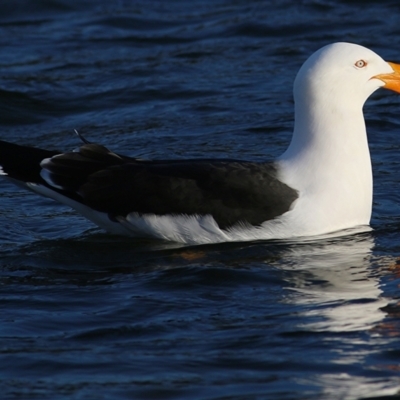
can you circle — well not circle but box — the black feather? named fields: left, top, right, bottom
left=0, top=139, right=298, bottom=229
left=0, top=140, right=58, bottom=183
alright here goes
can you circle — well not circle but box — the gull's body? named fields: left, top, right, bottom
left=0, top=42, right=400, bottom=244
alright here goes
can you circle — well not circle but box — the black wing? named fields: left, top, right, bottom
left=42, top=143, right=298, bottom=229
left=0, top=140, right=298, bottom=229
left=0, top=140, right=58, bottom=182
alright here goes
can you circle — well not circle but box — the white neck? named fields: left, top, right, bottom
left=277, top=97, right=372, bottom=235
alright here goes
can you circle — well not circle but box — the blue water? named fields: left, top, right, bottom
left=1, top=1, right=400, bottom=399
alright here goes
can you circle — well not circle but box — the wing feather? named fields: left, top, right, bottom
left=41, top=144, right=298, bottom=228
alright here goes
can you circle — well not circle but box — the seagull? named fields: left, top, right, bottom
left=0, top=42, right=399, bottom=244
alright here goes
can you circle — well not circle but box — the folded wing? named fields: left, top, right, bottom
left=40, top=143, right=298, bottom=229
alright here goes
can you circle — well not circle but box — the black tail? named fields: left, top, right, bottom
left=0, top=140, right=59, bottom=183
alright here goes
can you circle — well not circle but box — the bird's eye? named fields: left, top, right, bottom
left=355, top=59, right=367, bottom=68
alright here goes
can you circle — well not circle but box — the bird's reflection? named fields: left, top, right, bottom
left=277, top=232, right=386, bottom=332
left=271, top=231, right=400, bottom=398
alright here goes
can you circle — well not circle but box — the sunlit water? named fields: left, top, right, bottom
left=1, top=1, right=400, bottom=399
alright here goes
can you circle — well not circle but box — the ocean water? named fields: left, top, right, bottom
left=1, top=1, right=400, bottom=399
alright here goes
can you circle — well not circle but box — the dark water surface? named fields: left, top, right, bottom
left=1, top=1, right=400, bottom=399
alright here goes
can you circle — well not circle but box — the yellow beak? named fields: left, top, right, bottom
left=374, top=62, right=400, bottom=93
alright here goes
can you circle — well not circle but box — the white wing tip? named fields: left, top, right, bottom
left=0, top=166, right=8, bottom=176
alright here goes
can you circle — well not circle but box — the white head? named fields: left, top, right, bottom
left=279, top=43, right=400, bottom=236
left=294, top=42, right=400, bottom=110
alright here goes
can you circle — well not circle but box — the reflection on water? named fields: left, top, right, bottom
left=1, top=229, right=400, bottom=399
left=273, top=233, right=400, bottom=398
left=281, top=234, right=385, bottom=332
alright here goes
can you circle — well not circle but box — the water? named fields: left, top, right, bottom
left=1, top=0, right=400, bottom=399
